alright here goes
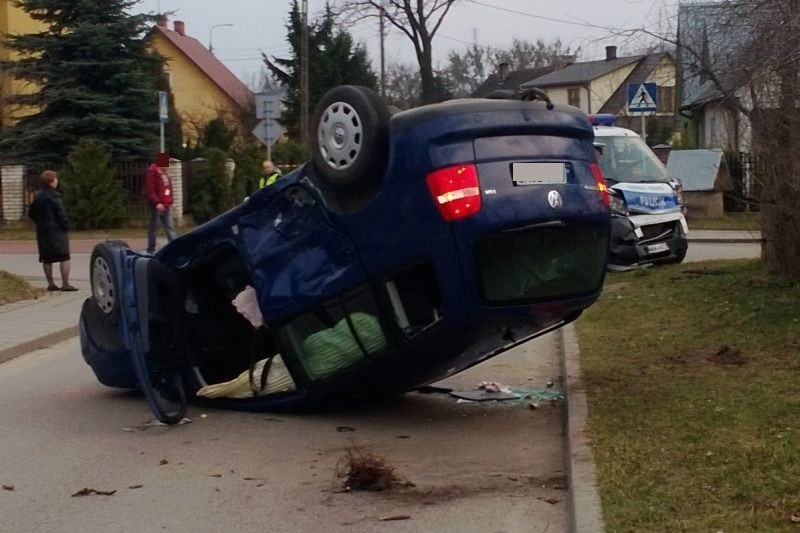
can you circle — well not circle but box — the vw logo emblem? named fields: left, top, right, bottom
left=547, top=190, right=563, bottom=209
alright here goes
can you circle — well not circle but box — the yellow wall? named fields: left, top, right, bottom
left=542, top=62, right=638, bottom=114
left=543, top=86, right=579, bottom=109
left=542, top=58, right=676, bottom=117
left=650, top=56, right=676, bottom=117
left=589, top=63, right=638, bottom=114
left=0, top=0, right=45, bottom=127
left=149, top=33, right=246, bottom=144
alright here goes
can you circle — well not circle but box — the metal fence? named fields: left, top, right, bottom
left=725, top=151, right=762, bottom=212
left=22, top=160, right=152, bottom=220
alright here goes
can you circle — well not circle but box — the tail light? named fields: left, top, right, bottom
left=426, top=164, right=482, bottom=221
left=590, top=163, right=610, bottom=208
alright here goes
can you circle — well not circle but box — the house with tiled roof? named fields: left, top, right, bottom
left=520, top=46, right=677, bottom=144
left=675, top=3, right=751, bottom=152
left=471, top=63, right=558, bottom=98
left=521, top=47, right=641, bottom=113
left=149, top=18, right=255, bottom=145
left=0, top=0, right=45, bottom=129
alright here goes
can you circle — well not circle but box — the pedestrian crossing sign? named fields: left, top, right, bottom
left=627, top=82, right=658, bottom=114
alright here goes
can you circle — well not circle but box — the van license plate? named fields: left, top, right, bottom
left=646, top=242, right=669, bottom=255
left=512, top=162, right=566, bottom=185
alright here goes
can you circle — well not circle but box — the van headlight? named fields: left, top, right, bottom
left=608, top=189, right=629, bottom=216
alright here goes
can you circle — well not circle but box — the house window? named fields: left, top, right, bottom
left=657, top=86, right=674, bottom=114
left=567, top=88, right=580, bottom=108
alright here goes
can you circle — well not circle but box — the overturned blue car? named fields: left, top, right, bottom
left=79, top=85, right=612, bottom=423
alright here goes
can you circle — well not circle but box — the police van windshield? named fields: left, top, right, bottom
left=595, top=135, right=671, bottom=184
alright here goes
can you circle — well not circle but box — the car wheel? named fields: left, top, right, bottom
left=90, top=242, right=124, bottom=326
left=312, top=85, right=390, bottom=188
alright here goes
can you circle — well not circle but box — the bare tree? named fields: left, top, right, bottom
left=336, top=0, right=459, bottom=104
left=384, top=62, right=423, bottom=109
left=636, top=1, right=800, bottom=278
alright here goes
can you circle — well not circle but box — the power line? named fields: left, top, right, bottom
left=464, top=0, right=629, bottom=32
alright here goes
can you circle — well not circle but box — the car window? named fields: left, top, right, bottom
left=277, top=285, right=387, bottom=382
left=595, top=135, right=670, bottom=183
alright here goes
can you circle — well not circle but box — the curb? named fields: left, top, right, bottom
left=687, top=238, right=762, bottom=244
left=560, top=324, right=605, bottom=533
left=0, top=326, right=78, bottom=365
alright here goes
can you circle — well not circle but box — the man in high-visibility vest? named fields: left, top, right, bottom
left=259, top=160, right=283, bottom=188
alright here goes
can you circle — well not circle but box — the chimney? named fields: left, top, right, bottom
left=605, top=46, right=617, bottom=61
left=156, top=16, right=167, bottom=28
left=499, top=62, right=510, bottom=81
left=174, top=20, right=185, bottom=36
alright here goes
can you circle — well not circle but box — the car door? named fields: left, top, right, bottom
left=116, top=251, right=190, bottom=423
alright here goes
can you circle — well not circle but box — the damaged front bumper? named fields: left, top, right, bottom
left=607, top=212, right=689, bottom=269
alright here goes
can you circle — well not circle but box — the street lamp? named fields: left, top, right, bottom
left=208, top=23, right=233, bottom=54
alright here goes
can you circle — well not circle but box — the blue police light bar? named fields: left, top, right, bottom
left=588, top=113, right=617, bottom=126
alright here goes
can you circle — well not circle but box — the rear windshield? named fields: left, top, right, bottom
left=595, top=135, right=670, bottom=184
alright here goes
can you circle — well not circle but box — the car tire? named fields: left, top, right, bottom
left=311, top=85, right=390, bottom=188
left=90, top=241, right=125, bottom=327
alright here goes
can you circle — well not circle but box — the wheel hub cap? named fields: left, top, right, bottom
left=318, top=101, right=363, bottom=171
left=92, top=257, right=115, bottom=314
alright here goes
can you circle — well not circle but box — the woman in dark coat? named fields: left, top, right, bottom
left=27, top=170, right=77, bottom=291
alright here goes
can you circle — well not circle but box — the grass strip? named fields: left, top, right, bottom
left=0, top=270, right=44, bottom=305
left=576, top=259, right=800, bottom=531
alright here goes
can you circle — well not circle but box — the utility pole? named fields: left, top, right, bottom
left=300, top=0, right=309, bottom=145
left=379, top=0, right=386, bottom=98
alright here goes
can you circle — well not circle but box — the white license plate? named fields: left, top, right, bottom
left=646, top=242, right=669, bottom=255
left=512, top=162, right=566, bottom=185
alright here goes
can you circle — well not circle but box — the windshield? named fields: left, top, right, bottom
left=595, top=135, right=671, bottom=184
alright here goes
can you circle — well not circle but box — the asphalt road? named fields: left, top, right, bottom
left=0, top=240, right=761, bottom=532
left=0, top=310, right=567, bottom=532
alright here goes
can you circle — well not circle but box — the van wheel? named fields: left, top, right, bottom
left=312, top=85, right=390, bottom=188
left=90, top=242, right=124, bottom=326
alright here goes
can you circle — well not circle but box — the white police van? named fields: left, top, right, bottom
left=591, top=114, right=688, bottom=269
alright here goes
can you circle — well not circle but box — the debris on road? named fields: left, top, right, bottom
left=337, top=448, right=412, bottom=492
left=448, top=381, right=564, bottom=405
left=71, top=488, right=116, bottom=497
left=2, top=484, right=14, bottom=491
left=450, top=381, right=520, bottom=401
left=379, top=514, right=411, bottom=521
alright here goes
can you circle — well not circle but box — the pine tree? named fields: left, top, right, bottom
left=190, top=147, right=230, bottom=224
left=264, top=1, right=377, bottom=139
left=60, top=139, right=125, bottom=229
left=0, top=0, right=165, bottom=165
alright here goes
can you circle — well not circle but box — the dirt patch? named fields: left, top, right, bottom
left=666, top=345, right=747, bottom=367
left=707, top=344, right=747, bottom=366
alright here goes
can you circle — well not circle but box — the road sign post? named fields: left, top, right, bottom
left=254, top=92, right=285, bottom=156
left=627, top=83, right=658, bottom=142
left=158, top=91, right=169, bottom=153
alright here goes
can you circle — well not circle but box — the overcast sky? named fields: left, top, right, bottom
left=133, top=0, right=676, bottom=88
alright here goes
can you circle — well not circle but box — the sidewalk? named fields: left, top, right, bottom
left=0, top=237, right=150, bottom=363
left=687, top=229, right=762, bottom=243
left=0, top=279, right=87, bottom=364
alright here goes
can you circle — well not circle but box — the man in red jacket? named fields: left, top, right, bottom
left=144, top=160, right=177, bottom=254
